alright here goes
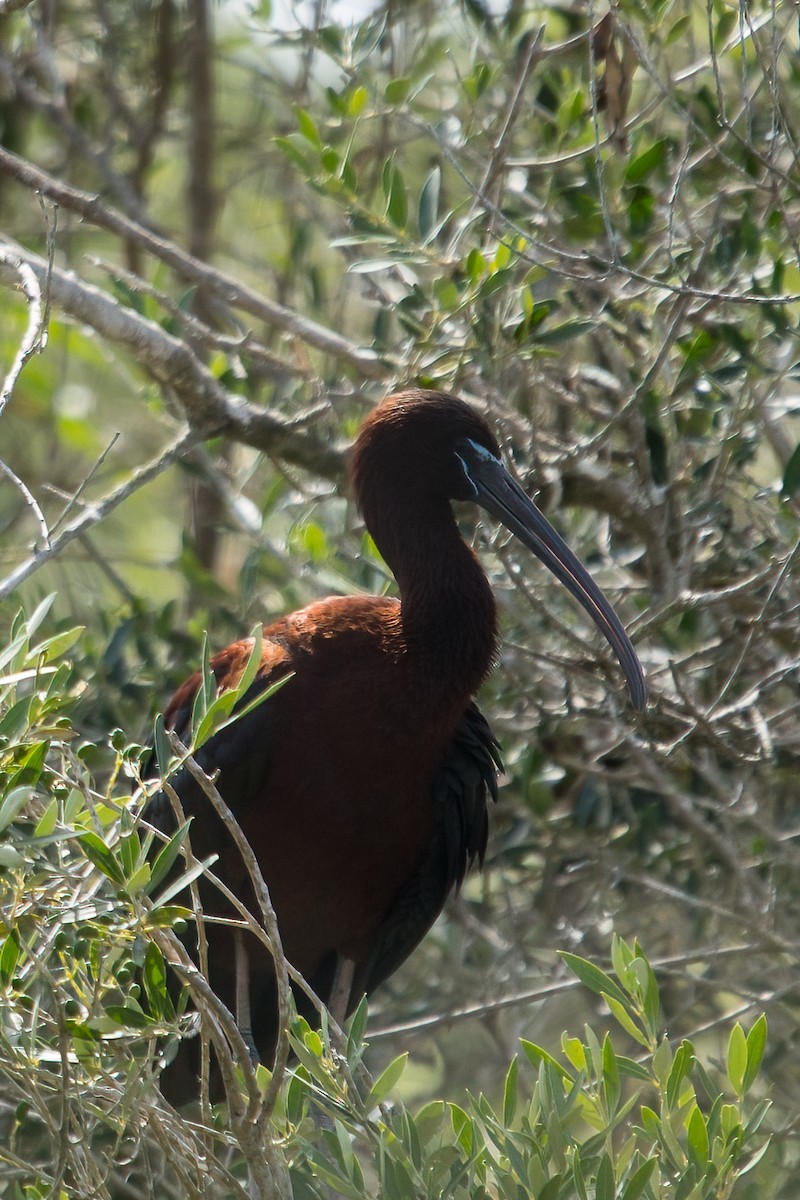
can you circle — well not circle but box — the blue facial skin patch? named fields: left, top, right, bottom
left=457, top=438, right=503, bottom=497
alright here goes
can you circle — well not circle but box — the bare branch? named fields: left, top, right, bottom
left=0, top=146, right=388, bottom=376
left=0, top=428, right=199, bottom=601
left=0, top=238, right=345, bottom=474
left=0, top=248, right=45, bottom=414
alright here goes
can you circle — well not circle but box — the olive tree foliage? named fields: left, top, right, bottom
left=0, top=0, right=799, bottom=1194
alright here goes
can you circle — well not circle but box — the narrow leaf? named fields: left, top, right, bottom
left=520, top=1039, right=573, bottom=1081
left=143, top=943, right=174, bottom=1021
left=503, top=1054, right=518, bottom=1126
left=367, top=1051, right=408, bottom=1106
left=235, top=626, right=264, bottom=700
left=743, top=1014, right=767, bottom=1094
left=151, top=855, right=217, bottom=907
left=687, top=1104, right=709, bottom=1166
left=620, top=1158, right=657, bottom=1200
left=31, top=626, right=85, bottom=662
left=152, top=714, right=172, bottom=779
left=0, top=786, right=34, bottom=833
left=604, top=993, right=651, bottom=1048
left=418, top=165, right=441, bottom=240
left=595, top=1153, right=615, bottom=1200
left=782, top=442, right=800, bottom=495
left=0, top=927, right=21, bottom=986
left=560, top=952, right=630, bottom=1008
left=602, top=1033, right=621, bottom=1115
left=624, top=139, right=666, bottom=184
left=193, top=688, right=238, bottom=749
left=727, top=1022, right=747, bottom=1095
left=105, top=1004, right=158, bottom=1030
left=146, top=821, right=193, bottom=895
left=80, top=832, right=126, bottom=885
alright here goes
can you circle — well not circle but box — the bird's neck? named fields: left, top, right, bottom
left=369, top=499, right=498, bottom=704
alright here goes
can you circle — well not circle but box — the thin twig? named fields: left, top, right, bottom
left=0, top=428, right=200, bottom=600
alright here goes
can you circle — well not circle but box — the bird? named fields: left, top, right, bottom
left=151, top=388, right=646, bottom=1092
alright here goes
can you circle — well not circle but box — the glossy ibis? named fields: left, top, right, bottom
left=153, top=388, right=645, bottom=1086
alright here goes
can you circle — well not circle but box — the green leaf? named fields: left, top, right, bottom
left=367, top=1052, right=408, bottom=1106
left=666, top=14, right=691, bottom=44
left=0, top=927, right=21, bottom=986
left=520, top=1039, right=573, bottom=1081
left=560, top=952, right=631, bottom=1009
left=561, top=1035, right=587, bottom=1073
left=105, top=1004, right=158, bottom=1030
left=666, top=1041, right=696, bottom=1108
left=146, top=821, right=193, bottom=895
left=636, top=957, right=661, bottom=1038
left=620, top=1158, right=657, bottom=1200
left=0, top=786, right=34, bottom=833
left=346, top=994, right=369, bottom=1066
left=296, top=107, right=321, bottom=146
left=193, top=688, right=238, bottom=749
left=611, top=933, right=634, bottom=988
left=151, top=855, right=217, bottom=907
left=385, top=77, right=411, bottom=105
left=382, top=158, right=408, bottom=229
left=652, top=1036, right=673, bottom=1083
left=190, top=634, right=216, bottom=737
left=235, top=626, right=265, bottom=699
left=466, top=248, right=485, bottom=282
left=687, top=1103, right=709, bottom=1166
left=502, top=1055, right=518, bottom=1126
left=31, top=626, right=84, bottom=662
left=781, top=442, right=800, bottom=495
left=152, top=714, right=172, bottom=779
left=538, top=1177, right=563, bottom=1200
left=535, top=319, right=596, bottom=344
left=80, top=832, right=126, bottom=885
left=449, top=1103, right=474, bottom=1154
left=604, top=993, right=651, bottom=1049
left=0, top=697, right=31, bottom=741
left=125, top=862, right=151, bottom=893
left=418, top=166, right=441, bottom=240
left=743, top=1014, right=767, bottom=1094
left=0, top=845, right=25, bottom=868
left=727, top=1022, right=747, bottom=1095
left=145, top=905, right=192, bottom=927
left=143, top=942, right=174, bottom=1021
left=595, top=1153, right=615, bottom=1200
left=8, top=741, right=48, bottom=789
left=640, top=1105, right=661, bottom=1141
left=34, top=798, right=58, bottom=837
left=602, top=1034, right=621, bottom=1115
left=624, top=139, right=666, bottom=184
left=274, top=136, right=311, bottom=173
left=347, top=85, right=368, bottom=117
left=616, top=1055, right=652, bottom=1083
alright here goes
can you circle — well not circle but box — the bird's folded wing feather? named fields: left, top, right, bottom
left=355, top=701, right=502, bottom=1002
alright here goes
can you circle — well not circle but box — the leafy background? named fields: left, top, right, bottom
left=1, top=0, right=799, bottom=1195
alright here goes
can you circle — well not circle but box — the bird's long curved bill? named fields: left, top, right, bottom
left=470, top=453, right=647, bottom=711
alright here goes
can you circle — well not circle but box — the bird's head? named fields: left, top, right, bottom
left=351, top=388, right=646, bottom=710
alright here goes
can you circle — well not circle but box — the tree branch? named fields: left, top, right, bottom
left=0, top=238, right=346, bottom=478
left=0, top=146, right=388, bottom=376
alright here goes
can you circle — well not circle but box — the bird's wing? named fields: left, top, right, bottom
left=355, top=701, right=502, bottom=1003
